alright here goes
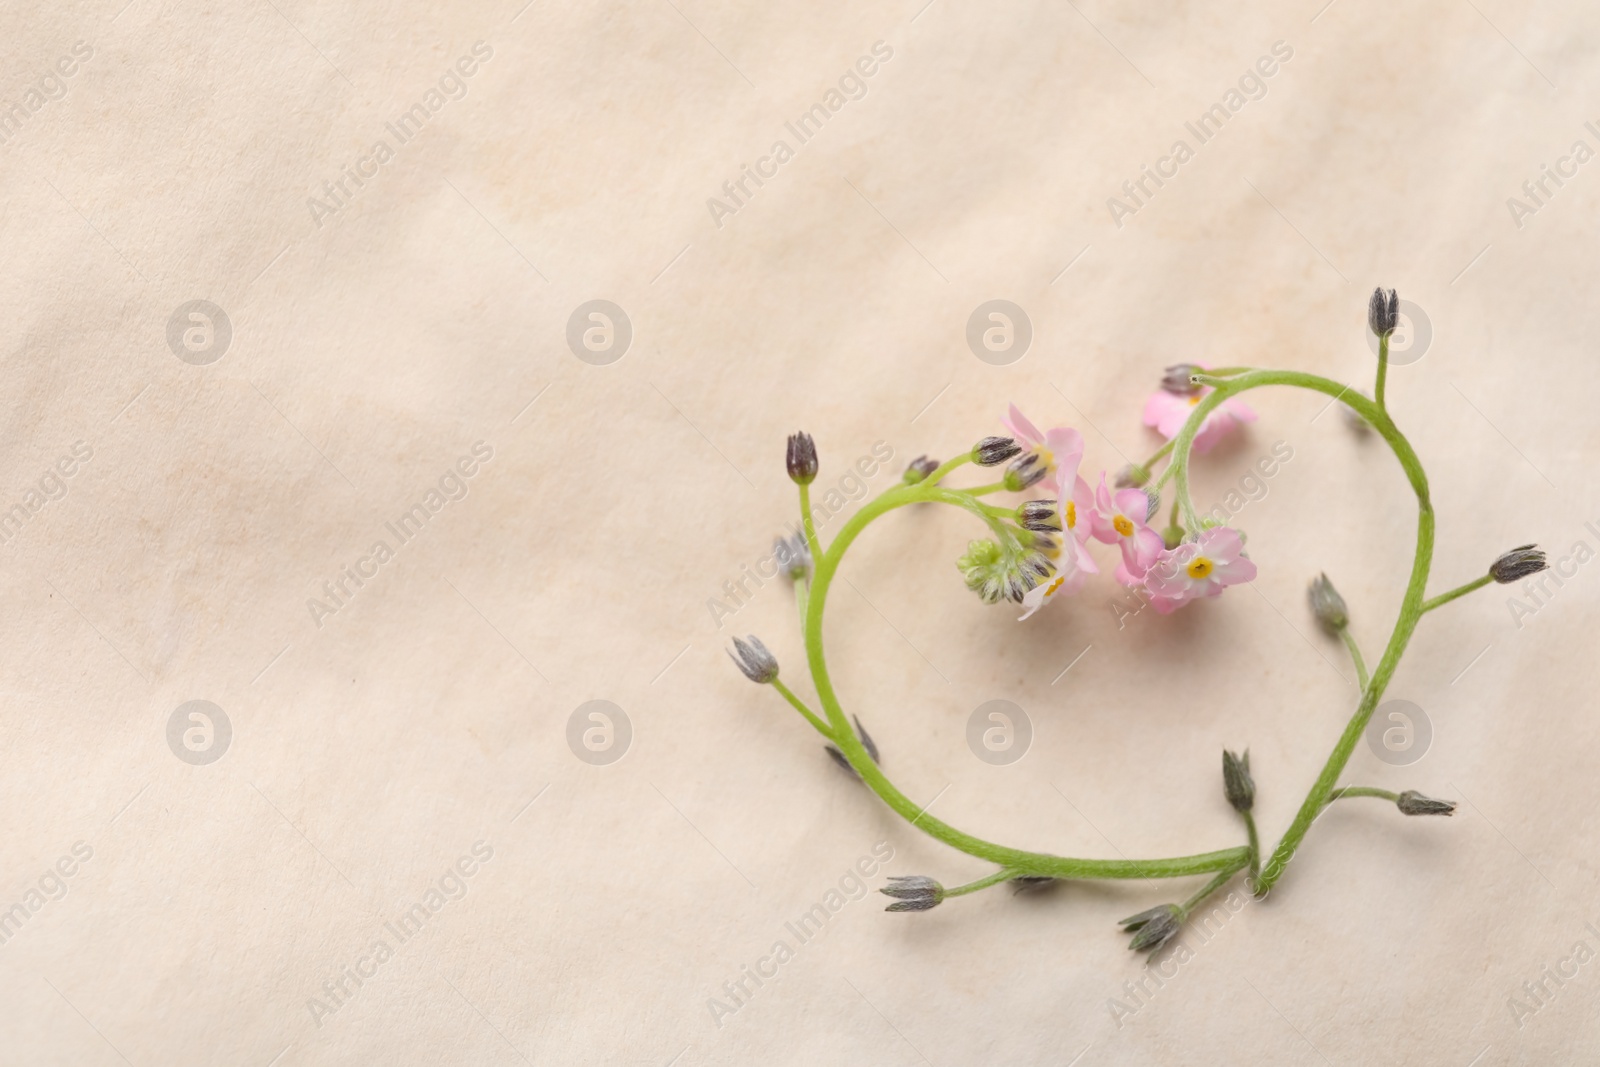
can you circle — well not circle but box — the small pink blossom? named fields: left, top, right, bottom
left=1003, top=403, right=1084, bottom=482
left=1142, top=374, right=1256, bottom=455
left=1017, top=420, right=1099, bottom=622
left=1141, top=527, right=1258, bottom=613
left=1088, top=474, right=1165, bottom=582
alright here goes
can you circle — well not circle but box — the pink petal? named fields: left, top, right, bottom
left=1113, top=488, right=1150, bottom=524
left=1222, top=398, right=1257, bottom=423
left=1124, top=526, right=1165, bottom=576
left=1003, top=403, right=1044, bottom=448
left=1200, top=527, right=1245, bottom=562
left=1215, top=555, right=1258, bottom=585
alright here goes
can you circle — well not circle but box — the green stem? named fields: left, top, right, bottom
left=945, top=867, right=1021, bottom=898
left=1138, top=439, right=1175, bottom=473
left=1421, top=574, right=1493, bottom=613
left=798, top=483, right=821, bottom=560
left=1242, top=812, right=1261, bottom=887
left=1168, top=373, right=1434, bottom=896
left=1375, top=333, right=1390, bottom=411
left=923, top=454, right=973, bottom=486
left=1339, top=628, right=1370, bottom=691
left=1325, top=786, right=1399, bottom=807
left=770, top=678, right=833, bottom=740
left=800, top=481, right=1250, bottom=881
left=964, top=480, right=1008, bottom=495
left=1180, top=862, right=1244, bottom=916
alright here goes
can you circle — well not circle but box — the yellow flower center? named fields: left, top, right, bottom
left=1113, top=515, right=1134, bottom=537
left=1037, top=447, right=1055, bottom=471
left=1044, top=575, right=1065, bottom=596
left=1188, top=395, right=1201, bottom=406
left=1187, top=556, right=1214, bottom=579
left=1065, top=501, right=1076, bottom=528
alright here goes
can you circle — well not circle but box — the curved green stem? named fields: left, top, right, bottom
left=800, top=481, right=1250, bottom=881
left=1421, top=574, right=1493, bottom=613
left=945, top=868, right=1022, bottom=898
left=923, top=454, right=973, bottom=486
left=770, top=677, right=833, bottom=740
left=786, top=363, right=1438, bottom=901
left=1325, top=786, right=1399, bottom=807
left=1171, top=372, right=1433, bottom=896
left=1181, top=862, right=1244, bottom=915
left=1339, top=628, right=1370, bottom=691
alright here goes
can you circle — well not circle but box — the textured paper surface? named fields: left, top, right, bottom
left=2, top=1, right=1598, bottom=1064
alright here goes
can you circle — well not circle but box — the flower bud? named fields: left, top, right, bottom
left=1222, top=749, right=1254, bottom=813
left=903, top=455, right=939, bottom=484
left=972, top=436, right=1021, bottom=467
left=1161, top=364, right=1202, bottom=396
left=1307, top=573, right=1348, bottom=633
left=1018, top=499, right=1062, bottom=532
left=825, top=714, right=881, bottom=779
left=880, top=875, right=944, bottom=912
left=1114, top=463, right=1150, bottom=488
left=1490, top=544, right=1547, bottom=584
left=1011, top=875, right=1057, bottom=893
left=1142, top=488, right=1161, bottom=522
left=1004, top=453, right=1048, bottom=491
left=773, top=533, right=811, bottom=581
left=786, top=431, right=818, bottom=484
left=1368, top=288, right=1399, bottom=337
left=1396, top=790, right=1456, bottom=816
left=727, top=635, right=778, bottom=683
left=1120, top=903, right=1183, bottom=952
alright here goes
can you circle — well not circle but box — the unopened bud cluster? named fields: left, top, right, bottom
left=957, top=538, right=1053, bottom=605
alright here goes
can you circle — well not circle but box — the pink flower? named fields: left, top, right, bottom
left=1142, top=372, right=1256, bottom=455
left=1018, top=425, right=1099, bottom=622
left=1003, top=403, right=1084, bottom=483
left=1141, top=527, right=1257, bottom=612
left=1088, top=474, right=1165, bottom=582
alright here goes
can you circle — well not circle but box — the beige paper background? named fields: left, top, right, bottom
left=2, top=0, right=1598, bottom=1063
